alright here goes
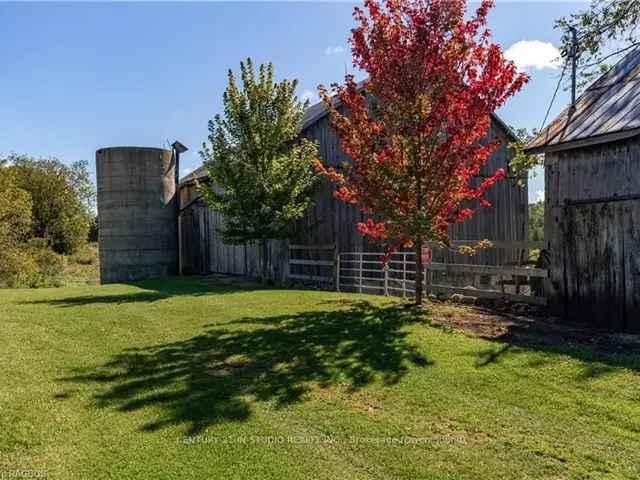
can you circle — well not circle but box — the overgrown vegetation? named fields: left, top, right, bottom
left=63, top=242, right=100, bottom=285
left=0, top=155, right=95, bottom=288
left=1, top=279, right=639, bottom=479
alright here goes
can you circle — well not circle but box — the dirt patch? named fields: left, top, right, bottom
left=429, top=303, right=640, bottom=355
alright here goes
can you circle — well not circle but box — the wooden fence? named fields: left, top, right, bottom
left=288, top=244, right=337, bottom=285
left=289, top=241, right=548, bottom=306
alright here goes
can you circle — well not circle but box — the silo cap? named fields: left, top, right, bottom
left=172, top=141, right=189, bottom=154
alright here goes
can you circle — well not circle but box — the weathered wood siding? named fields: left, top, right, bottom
left=545, top=136, right=640, bottom=331
left=449, top=122, right=527, bottom=265
left=179, top=113, right=527, bottom=280
left=179, top=183, right=288, bottom=281
left=298, top=113, right=527, bottom=264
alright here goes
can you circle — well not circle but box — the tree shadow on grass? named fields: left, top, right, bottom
left=61, top=300, right=431, bottom=434
left=429, top=308, right=640, bottom=376
left=20, top=276, right=256, bottom=307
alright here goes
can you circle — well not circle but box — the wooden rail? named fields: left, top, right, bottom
left=425, top=240, right=545, bottom=250
left=288, top=244, right=337, bottom=285
left=337, top=251, right=547, bottom=306
left=288, top=242, right=548, bottom=306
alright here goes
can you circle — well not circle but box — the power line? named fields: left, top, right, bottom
left=540, top=62, right=569, bottom=131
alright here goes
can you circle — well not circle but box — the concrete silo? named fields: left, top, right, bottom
left=96, top=147, right=178, bottom=283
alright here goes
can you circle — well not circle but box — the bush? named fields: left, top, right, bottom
left=68, top=243, right=98, bottom=266
left=0, top=248, right=39, bottom=288
left=0, top=240, right=65, bottom=288
left=28, top=239, right=66, bottom=286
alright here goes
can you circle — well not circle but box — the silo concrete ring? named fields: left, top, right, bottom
left=96, top=147, right=178, bottom=283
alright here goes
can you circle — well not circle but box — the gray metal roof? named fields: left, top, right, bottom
left=179, top=165, right=208, bottom=186
left=179, top=98, right=335, bottom=186
left=525, top=48, right=640, bottom=154
left=300, top=86, right=517, bottom=142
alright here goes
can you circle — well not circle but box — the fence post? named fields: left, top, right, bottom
left=401, top=253, right=406, bottom=299
left=358, top=253, right=363, bottom=294
left=424, top=264, right=430, bottom=297
left=335, top=250, right=341, bottom=292
left=384, top=263, right=389, bottom=296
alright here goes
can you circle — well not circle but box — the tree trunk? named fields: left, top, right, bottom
left=260, top=239, right=270, bottom=285
left=415, top=237, right=423, bottom=306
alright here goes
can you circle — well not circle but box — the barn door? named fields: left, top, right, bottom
left=562, top=199, right=640, bottom=332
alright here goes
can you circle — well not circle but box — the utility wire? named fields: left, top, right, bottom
left=540, top=62, right=569, bottom=131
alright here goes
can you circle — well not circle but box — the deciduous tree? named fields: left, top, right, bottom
left=317, top=0, right=528, bottom=305
left=7, top=155, right=94, bottom=254
left=200, top=59, right=319, bottom=283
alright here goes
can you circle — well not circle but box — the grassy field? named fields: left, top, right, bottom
left=1, top=278, right=639, bottom=479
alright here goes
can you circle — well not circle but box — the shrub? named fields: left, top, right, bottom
left=68, top=243, right=98, bottom=266
left=0, top=247, right=39, bottom=288
left=0, top=240, right=65, bottom=289
left=27, top=239, right=66, bottom=286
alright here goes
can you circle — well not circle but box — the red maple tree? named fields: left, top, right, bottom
left=317, top=0, right=528, bottom=305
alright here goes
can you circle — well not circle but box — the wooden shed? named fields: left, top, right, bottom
left=179, top=96, right=528, bottom=278
left=525, top=48, right=640, bottom=331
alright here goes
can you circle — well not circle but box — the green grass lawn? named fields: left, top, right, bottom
left=1, top=278, right=639, bottom=479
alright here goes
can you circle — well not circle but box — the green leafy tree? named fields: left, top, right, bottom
left=508, top=127, right=543, bottom=186
left=200, top=59, right=319, bottom=282
left=7, top=155, right=95, bottom=254
left=557, top=0, right=640, bottom=86
left=0, top=160, right=36, bottom=287
left=529, top=200, right=544, bottom=242
left=0, top=159, right=32, bottom=250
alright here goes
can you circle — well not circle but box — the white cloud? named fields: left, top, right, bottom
left=504, top=40, right=561, bottom=72
left=534, top=190, right=545, bottom=202
left=325, top=45, right=345, bottom=56
left=300, top=89, right=318, bottom=104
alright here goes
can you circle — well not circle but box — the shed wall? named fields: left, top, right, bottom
left=545, top=136, right=640, bottom=331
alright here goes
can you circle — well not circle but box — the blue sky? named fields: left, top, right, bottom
left=0, top=1, right=589, bottom=202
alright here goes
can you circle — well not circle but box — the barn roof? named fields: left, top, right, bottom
left=525, top=47, right=640, bottom=154
left=300, top=89, right=518, bottom=141
left=181, top=92, right=517, bottom=185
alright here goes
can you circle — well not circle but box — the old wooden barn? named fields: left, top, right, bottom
left=525, top=48, right=640, bottom=332
left=179, top=96, right=528, bottom=281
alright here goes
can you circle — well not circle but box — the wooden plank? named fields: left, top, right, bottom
left=426, top=263, right=548, bottom=278
left=289, top=244, right=336, bottom=250
left=427, top=284, right=547, bottom=306
left=289, top=259, right=334, bottom=266
left=289, top=273, right=332, bottom=282
left=425, top=240, right=544, bottom=250
left=624, top=200, right=640, bottom=332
